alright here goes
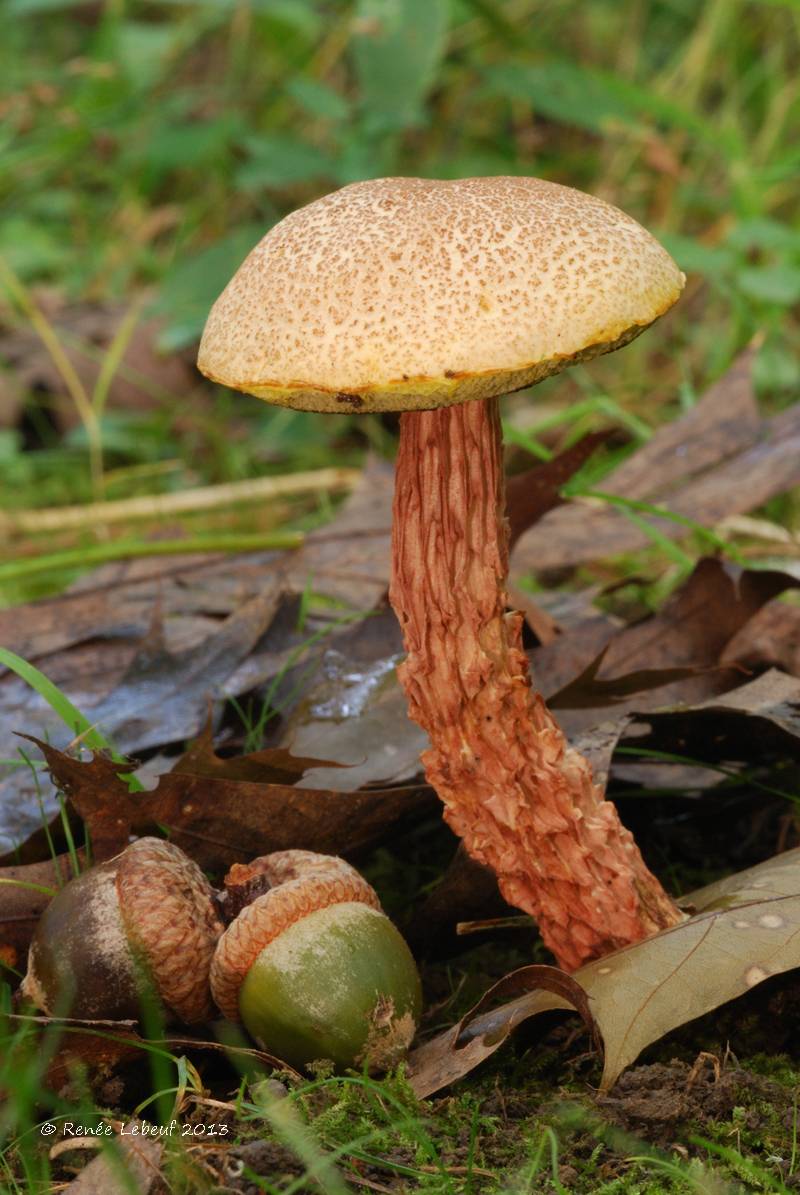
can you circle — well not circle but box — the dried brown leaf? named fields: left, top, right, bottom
left=19, top=736, right=432, bottom=869
left=63, top=1123, right=163, bottom=1195
left=539, top=558, right=799, bottom=733
left=636, top=668, right=800, bottom=761
left=285, top=455, right=394, bottom=610
left=587, top=847, right=800, bottom=1089
left=722, top=600, right=800, bottom=678
left=505, top=430, right=611, bottom=547
left=171, top=718, right=347, bottom=785
left=407, top=966, right=595, bottom=1098
left=511, top=347, right=800, bottom=572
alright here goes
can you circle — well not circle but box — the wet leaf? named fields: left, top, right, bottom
left=280, top=560, right=798, bottom=794
left=0, top=585, right=284, bottom=851
left=85, top=589, right=284, bottom=756
left=280, top=606, right=426, bottom=790
left=408, top=849, right=800, bottom=1098
left=0, top=458, right=396, bottom=848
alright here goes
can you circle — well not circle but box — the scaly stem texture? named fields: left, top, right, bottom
left=390, top=398, right=681, bottom=969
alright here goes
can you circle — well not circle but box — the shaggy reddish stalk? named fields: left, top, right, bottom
left=389, top=397, right=682, bottom=970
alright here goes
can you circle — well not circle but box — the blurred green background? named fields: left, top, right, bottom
left=1, top=0, right=798, bottom=597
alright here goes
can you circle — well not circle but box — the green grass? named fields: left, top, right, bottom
left=1, top=0, right=799, bottom=605
left=5, top=1014, right=798, bottom=1193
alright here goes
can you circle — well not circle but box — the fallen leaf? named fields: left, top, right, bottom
left=587, top=847, right=800, bottom=1090
left=280, top=560, right=797, bottom=792
left=548, top=648, right=701, bottom=710
left=567, top=718, right=633, bottom=792
left=18, top=735, right=432, bottom=869
left=407, top=848, right=800, bottom=1098
left=171, top=718, right=347, bottom=785
left=538, top=558, right=799, bottom=733
left=505, top=430, right=611, bottom=547
left=722, top=599, right=800, bottom=678
left=85, top=589, right=284, bottom=755
left=285, top=455, right=394, bottom=610
left=0, top=585, right=285, bottom=851
left=510, top=348, right=800, bottom=572
left=407, top=966, right=595, bottom=1099
left=280, top=606, right=427, bottom=791
left=636, top=668, right=800, bottom=761
left=63, top=1122, right=163, bottom=1194
left=0, top=549, right=283, bottom=664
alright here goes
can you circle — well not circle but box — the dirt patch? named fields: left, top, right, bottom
left=218, top=1139, right=307, bottom=1192
left=598, top=1057, right=792, bottom=1147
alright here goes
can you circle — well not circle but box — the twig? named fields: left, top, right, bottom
left=0, top=467, right=360, bottom=539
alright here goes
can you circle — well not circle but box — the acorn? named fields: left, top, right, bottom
left=211, top=850, right=422, bottom=1072
left=20, top=838, right=224, bottom=1024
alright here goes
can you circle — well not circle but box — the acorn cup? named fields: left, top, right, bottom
left=20, top=837, right=224, bottom=1024
left=211, top=850, right=422, bottom=1072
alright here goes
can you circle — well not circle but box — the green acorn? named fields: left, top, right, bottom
left=210, top=850, right=421, bottom=1071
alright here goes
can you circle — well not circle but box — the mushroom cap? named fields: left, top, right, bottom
left=197, top=176, right=684, bottom=414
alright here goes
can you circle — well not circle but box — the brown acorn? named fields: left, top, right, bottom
left=21, top=838, right=224, bottom=1024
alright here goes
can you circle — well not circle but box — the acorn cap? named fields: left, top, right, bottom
left=197, top=176, right=684, bottom=414
left=118, top=838, right=224, bottom=1024
left=210, top=850, right=381, bottom=1022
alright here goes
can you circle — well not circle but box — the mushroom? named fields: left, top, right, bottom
left=198, top=176, right=685, bottom=970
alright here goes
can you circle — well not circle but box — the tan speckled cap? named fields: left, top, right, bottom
left=197, top=176, right=684, bottom=414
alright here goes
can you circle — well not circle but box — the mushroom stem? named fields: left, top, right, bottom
left=389, top=396, right=682, bottom=970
